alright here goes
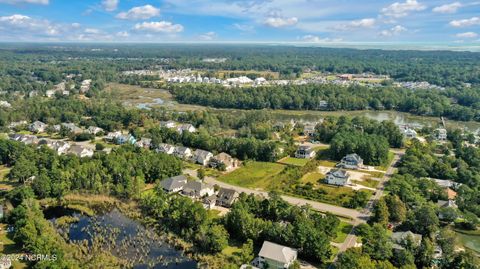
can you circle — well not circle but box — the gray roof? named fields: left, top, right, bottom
left=343, top=153, right=363, bottom=163
left=194, top=149, right=213, bottom=159
left=258, top=241, right=297, bottom=264
left=160, top=175, right=187, bottom=191
left=391, top=231, right=422, bottom=246
left=217, top=188, right=238, bottom=205
left=327, top=169, right=349, bottom=179
left=183, top=180, right=213, bottom=194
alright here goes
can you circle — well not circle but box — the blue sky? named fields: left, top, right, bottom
left=0, top=0, right=479, bottom=44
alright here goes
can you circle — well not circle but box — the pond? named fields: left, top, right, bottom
left=456, top=232, right=480, bottom=255
left=48, top=208, right=197, bottom=269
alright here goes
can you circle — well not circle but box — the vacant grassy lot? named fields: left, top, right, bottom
left=0, top=224, right=29, bottom=269
left=217, top=161, right=285, bottom=189
left=277, top=157, right=310, bottom=167
left=352, top=178, right=380, bottom=188
left=300, top=172, right=325, bottom=184
left=333, top=222, right=354, bottom=243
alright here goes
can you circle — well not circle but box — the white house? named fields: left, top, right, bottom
left=160, top=120, right=177, bottom=129
left=182, top=180, right=215, bottom=198
left=403, top=128, right=417, bottom=139
left=325, top=169, right=350, bottom=186
left=156, top=143, right=176, bottom=155
left=294, top=145, right=316, bottom=159
left=87, top=126, right=104, bottom=135
left=435, top=128, right=447, bottom=141
left=177, top=124, right=196, bottom=134
left=303, top=123, right=317, bottom=137
left=68, top=145, right=94, bottom=158
left=339, top=153, right=364, bottom=169
left=257, top=241, right=298, bottom=269
left=105, top=131, right=122, bottom=142
left=192, top=149, right=214, bottom=166
left=160, top=175, right=188, bottom=193
left=174, top=146, right=193, bottom=159
left=29, top=121, right=47, bottom=133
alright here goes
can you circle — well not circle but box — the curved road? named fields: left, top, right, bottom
left=203, top=176, right=363, bottom=224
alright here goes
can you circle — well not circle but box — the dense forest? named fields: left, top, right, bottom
left=169, top=83, right=480, bottom=122
left=2, top=44, right=479, bottom=86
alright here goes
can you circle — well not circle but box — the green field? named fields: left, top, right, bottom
left=300, top=172, right=325, bottom=184
left=456, top=229, right=480, bottom=254
left=217, top=161, right=285, bottom=188
left=333, top=222, right=354, bottom=243
left=277, top=157, right=310, bottom=166
left=352, top=178, right=380, bottom=188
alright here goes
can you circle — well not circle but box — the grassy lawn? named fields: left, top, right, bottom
left=333, top=222, right=354, bottom=243
left=352, top=178, right=380, bottom=188
left=288, top=182, right=373, bottom=208
left=277, top=157, right=310, bottom=167
left=375, top=151, right=395, bottom=171
left=318, top=160, right=337, bottom=167
left=0, top=224, right=29, bottom=269
left=300, top=172, right=325, bottom=184
left=217, top=161, right=285, bottom=189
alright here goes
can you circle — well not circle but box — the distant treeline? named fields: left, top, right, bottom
left=169, top=83, right=480, bottom=122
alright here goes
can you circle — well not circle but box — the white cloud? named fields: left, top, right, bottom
left=263, top=16, right=298, bottom=28
left=133, top=21, right=184, bottom=33
left=0, top=0, right=48, bottom=4
left=0, top=14, right=60, bottom=36
left=233, top=23, right=254, bottom=32
left=198, top=31, right=217, bottom=40
left=101, top=0, right=119, bottom=12
left=334, top=18, right=376, bottom=31
left=71, top=23, right=81, bottom=28
left=456, top=32, right=478, bottom=38
left=116, top=31, right=129, bottom=37
left=300, top=35, right=342, bottom=43
left=381, top=0, right=426, bottom=18
left=432, top=2, right=462, bottom=13
left=116, top=5, right=160, bottom=20
left=450, top=17, right=480, bottom=27
left=84, top=28, right=101, bottom=34
left=380, top=25, right=407, bottom=36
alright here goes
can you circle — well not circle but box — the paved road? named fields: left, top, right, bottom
left=332, top=150, right=404, bottom=262
left=203, top=176, right=362, bottom=223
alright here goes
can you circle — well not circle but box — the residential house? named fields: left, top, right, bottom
left=0, top=101, right=11, bottom=108
left=210, top=152, right=238, bottom=170
left=68, top=145, right=94, bottom=158
left=61, top=123, right=83, bottom=134
left=202, top=195, right=217, bottom=209
left=431, top=178, right=462, bottom=189
left=303, top=122, right=317, bottom=137
left=192, top=149, right=214, bottom=166
left=160, top=175, right=188, bottom=193
left=174, top=146, right=193, bottom=159
left=156, top=143, right=176, bottom=155
left=391, top=231, right=422, bottom=251
left=9, top=134, right=39, bottom=145
left=435, top=128, right=447, bottom=141
left=160, top=120, right=177, bottom=129
left=29, top=121, right=47, bottom=133
left=325, top=169, right=350, bottom=186
left=105, top=131, right=122, bottom=142
left=80, top=79, right=92, bottom=93
left=38, top=139, right=71, bottom=155
left=87, top=126, right=104, bottom=135
left=116, top=134, right=136, bottom=145
left=294, top=145, right=316, bottom=159
left=216, top=188, right=239, bottom=208
left=135, top=138, right=152, bottom=149
left=339, top=153, right=364, bottom=169
left=257, top=241, right=298, bottom=269
left=182, top=180, right=215, bottom=198
left=177, top=124, right=196, bottom=134
left=403, top=127, right=417, bottom=139
left=45, top=90, right=56, bottom=98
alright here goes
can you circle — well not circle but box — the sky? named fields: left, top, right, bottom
left=0, top=0, right=479, bottom=45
